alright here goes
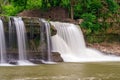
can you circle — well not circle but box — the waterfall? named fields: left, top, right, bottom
left=13, top=17, right=27, bottom=61
left=40, top=19, right=52, bottom=62
left=51, top=22, right=120, bottom=62
left=44, top=21, right=51, bottom=61
left=0, top=19, right=7, bottom=63
left=13, top=17, right=33, bottom=65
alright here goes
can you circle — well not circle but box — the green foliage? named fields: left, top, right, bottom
left=75, top=0, right=119, bottom=34
left=26, top=0, right=42, bottom=10
left=60, top=0, right=70, bottom=8
left=11, top=0, right=42, bottom=10
left=48, top=0, right=61, bottom=7
left=41, top=0, right=51, bottom=10
left=74, top=0, right=102, bottom=19
left=88, top=0, right=102, bottom=15
left=86, top=35, right=105, bottom=43
left=82, top=13, right=96, bottom=22
left=86, top=33, right=120, bottom=43
left=1, top=0, right=43, bottom=15
left=2, top=5, right=23, bottom=16
left=10, top=0, right=27, bottom=7
left=41, top=0, right=70, bottom=10
left=81, top=13, right=101, bottom=34
left=106, top=0, right=119, bottom=13
left=74, top=3, right=82, bottom=19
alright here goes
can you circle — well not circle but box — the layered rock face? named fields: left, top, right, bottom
left=18, top=7, right=69, bottom=21
left=1, top=17, right=63, bottom=64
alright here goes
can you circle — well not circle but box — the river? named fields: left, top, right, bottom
left=0, top=62, right=120, bottom=80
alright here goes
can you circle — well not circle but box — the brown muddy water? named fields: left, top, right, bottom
left=0, top=62, right=120, bottom=80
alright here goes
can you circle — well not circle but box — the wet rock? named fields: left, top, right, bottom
left=51, top=52, right=64, bottom=62
left=50, top=24, right=57, bottom=36
left=29, top=59, right=43, bottom=64
left=9, top=60, right=18, bottom=65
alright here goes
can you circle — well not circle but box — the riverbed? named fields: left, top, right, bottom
left=0, top=62, right=120, bottom=80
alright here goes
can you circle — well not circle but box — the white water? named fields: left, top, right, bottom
left=13, top=17, right=34, bottom=65
left=45, top=22, right=51, bottom=61
left=0, top=19, right=14, bottom=66
left=40, top=19, right=52, bottom=62
left=0, top=19, right=7, bottom=64
left=51, top=22, right=120, bottom=62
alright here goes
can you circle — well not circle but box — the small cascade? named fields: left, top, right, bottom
left=40, top=19, right=53, bottom=63
left=13, top=17, right=33, bottom=65
left=0, top=19, right=7, bottom=64
left=44, top=21, right=51, bottom=61
left=51, top=22, right=120, bottom=62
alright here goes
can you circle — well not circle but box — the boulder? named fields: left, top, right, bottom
left=51, top=52, right=64, bottom=62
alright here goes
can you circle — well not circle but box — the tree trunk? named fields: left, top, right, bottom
left=71, top=5, right=74, bottom=19
left=0, top=4, right=2, bottom=14
left=70, top=0, right=76, bottom=19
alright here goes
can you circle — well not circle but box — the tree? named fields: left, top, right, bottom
left=11, top=0, right=28, bottom=9
left=0, top=4, right=2, bottom=14
left=0, top=0, right=10, bottom=14
left=70, top=0, right=75, bottom=19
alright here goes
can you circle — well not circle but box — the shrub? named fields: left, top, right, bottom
left=81, top=13, right=101, bottom=34
left=2, top=5, right=23, bottom=16
left=26, top=0, right=42, bottom=10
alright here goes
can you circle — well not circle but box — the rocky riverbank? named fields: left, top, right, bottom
left=87, top=42, right=120, bottom=56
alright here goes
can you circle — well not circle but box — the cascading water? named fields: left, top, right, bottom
left=51, top=22, right=120, bottom=62
left=0, top=19, right=7, bottom=64
left=42, top=20, right=51, bottom=61
left=13, top=17, right=33, bottom=65
left=45, top=22, right=52, bottom=61
left=40, top=19, right=55, bottom=64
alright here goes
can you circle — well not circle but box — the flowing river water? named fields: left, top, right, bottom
left=0, top=62, right=120, bottom=80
